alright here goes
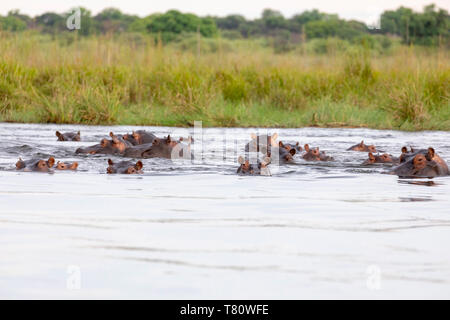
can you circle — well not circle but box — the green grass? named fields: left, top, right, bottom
left=0, top=32, right=449, bottom=130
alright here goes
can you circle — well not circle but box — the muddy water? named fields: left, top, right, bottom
left=0, top=123, right=449, bottom=299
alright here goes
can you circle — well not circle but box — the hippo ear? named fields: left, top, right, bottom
left=427, top=147, right=435, bottom=160
left=238, top=156, right=244, bottom=164
left=109, top=132, right=114, bottom=138
left=56, top=131, right=61, bottom=138
left=135, top=161, right=143, bottom=170
left=410, top=147, right=415, bottom=152
left=47, top=157, right=55, bottom=168
left=70, top=162, right=78, bottom=170
left=278, top=141, right=283, bottom=147
left=289, top=148, right=296, bottom=156
left=166, top=135, right=172, bottom=143
left=401, top=146, right=407, bottom=153
left=296, top=142, right=299, bottom=146
left=360, top=140, right=364, bottom=146
left=77, top=131, right=80, bottom=136
left=108, top=159, right=114, bottom=166
left=16, top=158, right=24, bottom=169
left=369, top=152, right=375, bottom=160
left=304, top=144, right=310, bottom=152
left=250, top=133, right=257, bottom=140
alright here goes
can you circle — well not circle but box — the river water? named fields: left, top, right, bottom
left=0, top=122, right=449, bottom=299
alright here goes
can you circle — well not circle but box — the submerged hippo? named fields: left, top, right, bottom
left=399, top=146, right=416, bottom=163
left=76, top=138, right=116, bottom=155
left=302, top=144, right=334, bottom=161
left=245, top=133, right=278, bottom=154
left=267, top=143, right=296, bottom=163
left=123, top=130, right=157, bottom=145
left=139, top=136, right=183, bottom=159
left=363, top=152, right=398, bottom=165
left=236, top=156, right=271, bottom=176
left=390, top=147, right=449, bottom=178
left=75, top=132, right=132, bottom=155
left=279, top=141, right=303, bottom=153
left=55, top=161, right=78, bottom=170
left=347, top=141, right=377, bottom=153
left=106, top=159, right=143, bottom=174
left=16, top=157, right=55, bottom=172
left=56, top=131, right=80, bottom=141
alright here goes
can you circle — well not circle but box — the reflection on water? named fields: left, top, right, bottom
left=0, top=123, right=449, bottom=299
left=398, top=180, right=439, bottom=187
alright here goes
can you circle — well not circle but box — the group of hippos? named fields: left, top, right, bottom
left=14, top=130, right=450, bottom=178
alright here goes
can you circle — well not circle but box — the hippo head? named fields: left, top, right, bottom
left=348, top=140, right=377, bottom=152
left=276, top=142, right=296, bottom=163
left=56, top=131, right=81, bottom=141
left=127, top=130, right=157, bottom=145
left=107, top=159, right=143, bottom=174
left=141, top=135, right=179, bottom=159
left=110, top=132, right=132, bottom=154
left=364, top=152, right=395, bottom=164
left=237, top=156, right=271, bottom=175
left=131, top=131, right=145, bottom=145
left=279, top=141, right=302, bottom=153
left=56, top=161, right=78, bottom=170
left=16, top=157, right=55, bottom=172
left=400, top=146, right=415, bottom=163
left=303, top=144, right=321, bottom=161
left=391, top=150, right=443, bottom=178
left=123, top=133, right=139, bottom=145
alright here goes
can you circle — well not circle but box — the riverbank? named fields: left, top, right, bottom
left=0, top=34, right=449, bottom=131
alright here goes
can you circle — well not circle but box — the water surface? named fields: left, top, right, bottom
left=0, top=123, right=449, bottom=299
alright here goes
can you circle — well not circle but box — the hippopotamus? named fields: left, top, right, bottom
left=76, top=138, right=116, bottom=155
left=279, top=141, right=303, bottom=153
left=55, top=161, right=78, bottom=170
left=15, top=157, right=55, bottom=172
left=399, top=146, right=415, bottom=163
left=106, top=159, right=143, bottom=174
left=363, top=152, right=398, bottom=165
left=122, top=130, right=157, bottom=145
left=138, top=136, right=183, bottom=159
left=347, top=141, right=377, bottom=153
left=395, top=147, right=448, bottom=174
left=236, top=156, right=271, bottom=176
left=56, top=131, right=80, bottom=141
left=302, top=144, right=334, bottom=161
left=75, top=132, right=132, bottom=155
left=390, top=148, right=449, bottom=178
left=245, top=133, right=278, bottom=154
left=267, top=142, right=296, bottom=163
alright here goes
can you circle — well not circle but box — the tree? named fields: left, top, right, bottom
left=146, top=10, right=218, bottom=40
left=0, top=10, right=28, bottom=31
